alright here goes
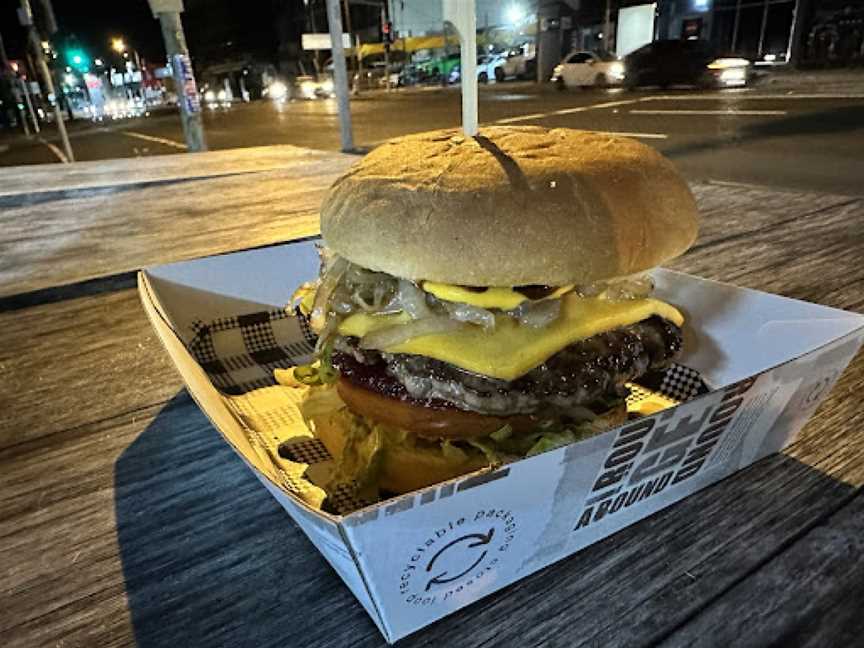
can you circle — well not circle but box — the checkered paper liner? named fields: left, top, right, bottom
left=185, top=308, right=710, bottom=514
left=188, top=309, right=316, bottom=395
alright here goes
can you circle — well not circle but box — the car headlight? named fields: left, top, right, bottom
left=203, top=90, right=216, bottom=102
left=719, top=68, right=747, bottom=83
left=268, top=81, right=288, bottom=100
left=708, top=57, right=750, bottom=70
left=300, top=81, right=316, bottom=97
left=609, top=62, right=625, bottom=78
left=321, top=79, right=334, bottom=93
left=217, top=89, right=227, bottom=101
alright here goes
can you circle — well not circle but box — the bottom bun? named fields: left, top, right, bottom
left=309, top=396, right=628, bottom=495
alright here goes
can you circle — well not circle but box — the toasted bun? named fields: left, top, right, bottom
left=311, top=401, right=628, bottom=495
left=321, top=126, right=698, bottom=286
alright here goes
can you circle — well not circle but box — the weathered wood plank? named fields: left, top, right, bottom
left=0, top=289, right=181, bottom=448
left=654, top=491, right=864, bottom=648
left=0, top=144, right=351, bottom=197
left=0, top=398, right=381, bottom=648
left=0, top=157, right=352, bottom=298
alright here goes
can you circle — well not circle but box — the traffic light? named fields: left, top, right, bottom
left=66, top=48, right=90, bottom=72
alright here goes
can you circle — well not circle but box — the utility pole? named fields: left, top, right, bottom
left=605, top=0, right=613, bottom=54
left=20, top=78, right=40, bottom=133
left=147, top=0, right=206, bottom=152
left=342, top=0, right=360, bottom=94
left=325, top=0, right=354, bottom=152
left=382, top=0, right=392, bottom=91
left=19, top=0, right=73, bottom=160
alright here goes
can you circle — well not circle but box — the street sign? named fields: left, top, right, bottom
left=172, top=53, right=200, bottom=114
left=302, top=33, right=351, bottom=50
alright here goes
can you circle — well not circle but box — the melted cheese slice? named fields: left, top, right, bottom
left=337, top=294, right=683, bottom=381
left=422, top=281, right=574, bottom=310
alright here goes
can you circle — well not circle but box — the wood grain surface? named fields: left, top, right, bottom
left=0, top=147, right=354, bottom=298
left=0, top=144, right=350, bottom=197
left=1, top=177, right=863, bottom=648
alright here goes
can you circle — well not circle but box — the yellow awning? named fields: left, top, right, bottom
left=359, top=34, right=448, bottom=58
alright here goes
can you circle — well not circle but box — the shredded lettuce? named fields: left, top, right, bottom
left=327, top=415, right=385, bottom=501
left=467, top=438, right=501, bottom=465
left=526, top=430, right=578, bottom=457
left=490, top=423, right=513, bottom=443
left=441, top=440, right=469, bottom=462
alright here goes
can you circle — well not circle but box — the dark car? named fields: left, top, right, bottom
left=623, top=40, right=750, bottom=90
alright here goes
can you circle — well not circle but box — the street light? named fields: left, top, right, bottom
left=111, top=37, right=126, bottom=54
left=506, top=5, right=525, bottom=25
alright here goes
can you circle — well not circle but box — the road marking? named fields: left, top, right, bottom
left=645, top=93, right=864, bottom=100
left=550, top=98, right=645, bottom=115
left=494, top=112, right=555, bottom=124
left=630, top=109, right=786, bottom=116
left=38, top=137, right=69, bottom=163
left=123, top=130, right=187, bottom=150
left=492, top=97, right=645, bottom=124
left=591, top=131, right=668, bottom=139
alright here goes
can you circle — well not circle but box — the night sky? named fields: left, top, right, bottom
left=2, top=0, right=169, bottom=63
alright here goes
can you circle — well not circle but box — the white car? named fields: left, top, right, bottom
left=448, top=54, right=507, bottom=84
left=552, top=51, right=625, bottom=89
left=496, top=43, right=536, bottom=81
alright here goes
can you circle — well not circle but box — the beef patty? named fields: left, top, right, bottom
left=332, top=316, right=682, bottom=418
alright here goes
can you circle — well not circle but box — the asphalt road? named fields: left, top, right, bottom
left=3, top=82, right=864, bottom=196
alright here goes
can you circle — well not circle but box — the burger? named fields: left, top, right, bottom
left=289, top=126, right=698, bottom=498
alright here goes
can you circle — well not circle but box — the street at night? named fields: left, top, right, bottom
left=4, top=79, right=864, bottom=195
left=4, top=0, right=864, bottom=647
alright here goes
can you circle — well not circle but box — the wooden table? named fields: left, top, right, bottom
left=2, top=148, right=863, bottom=648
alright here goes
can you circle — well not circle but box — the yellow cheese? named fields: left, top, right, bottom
left=337, top=294, right=684, bottom=381
left=422, top=281, right=574, bottom=310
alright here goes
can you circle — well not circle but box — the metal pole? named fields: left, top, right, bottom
left=757, top=0, right=770, bottom=58
left=16, top=84, right=31, bottom=136
left=605, top=0, right=612, bottom=53
left=731, top=0, right=743, bottom=52
left=19, top=0, right=73, bottom=160
left=342, top=0, right=360, bottom=94
left=383, top=0, right=391, bottom=91
left=153, top=8, right=207, bottom=151
left=21, top=78, right=40, bottom=133
left=325, top=0, right=354, bottom=152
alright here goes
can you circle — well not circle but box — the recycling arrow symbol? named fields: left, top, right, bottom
left=424, top=528, right=495, bottom=592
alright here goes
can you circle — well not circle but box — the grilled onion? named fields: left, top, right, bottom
left=359, top=317, right=464, bottom=350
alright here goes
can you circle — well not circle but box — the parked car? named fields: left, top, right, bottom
left=622, top=40, right=751, bottom=90
left=551, top=50, right=625, bottom=89
left=496, top=43, right=536, bottom=81
left=447, top=54, right=507, bottom=84
left=416, top=53, right=461, bottom=82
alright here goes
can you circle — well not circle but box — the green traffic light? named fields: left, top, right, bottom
left=66, top=48, right=90, bottom=71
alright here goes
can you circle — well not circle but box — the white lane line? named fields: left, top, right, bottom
left=492, top=97, right=645, bottom=124
left=592, top=131, right=668, bottom=139
left=494, top=112, right=552, bottom=124
left=646, top=93, right=864, bottom=101
left=550, top=98, right=645, bottom=115
left=630, top=109, right=786, bottom=116
left=38, top=137, right=69, bottom=163
left=123, top=130, right=187, bottom=150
